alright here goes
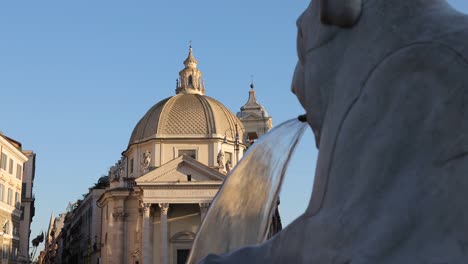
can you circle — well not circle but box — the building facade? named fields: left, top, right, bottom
left=42, top=213, right=66, bottom=264
left=0, top=133, right=28, bottom=263
left=18, top=150, right=35, bottom=263
left=60, top=186, right=106, bottom=264
left=41, top=176, right=108, bottom=264
left=44, top=46, right=278, bottom=264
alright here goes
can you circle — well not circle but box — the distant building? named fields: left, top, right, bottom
left=0, top=133, right=30, bottom=263
left=60, top=179, right=107, bottom=264
left=44, top=46, right=279, bottom=264
left=41, top=177, right=108, bottom=264
left=42, top=213, right=66, bottom=264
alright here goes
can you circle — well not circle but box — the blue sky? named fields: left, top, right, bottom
left=1, top=0, right=467, bottom=255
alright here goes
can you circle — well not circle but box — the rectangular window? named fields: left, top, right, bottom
left=0, top=184, right=4, bottom=202
left=11, top=246, right=16, bottom=260
left=8, top=159, right=13, bottom=174
left=3, top=244, right=9, bottom=259
left=178, top=149, right=196, bottom=159
left=7, top=189, right=12, bottom=206
left=15, top=192, right=20, bottom=208
left=20, top=206, right=24, bottom=220
left=16, top=164, right=22, bottom=180
left=130, top=159, right=134, bottom=173
left=0, top=153, right=7, bottom=170
left=21, top=183, right=26, bottom=199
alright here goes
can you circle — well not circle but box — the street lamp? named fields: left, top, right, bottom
left=223, top=124, right=244, bottom=164
left=234, top=124, right=240, bottom=163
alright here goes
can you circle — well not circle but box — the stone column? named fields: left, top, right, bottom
left=199, top=203, right=210, bottom=221
left=142, top=203, right=153, bottom=264
left=159, top=203, right=170, bottom=264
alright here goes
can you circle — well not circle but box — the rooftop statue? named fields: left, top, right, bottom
left=217, top=150, right=225, bottom=168
left=199, top=0, right=468, bottom=263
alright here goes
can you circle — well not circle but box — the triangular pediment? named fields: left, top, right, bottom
left=135, top=155, right=225, bottom=184
left=238, top=112, right=265, bottom=120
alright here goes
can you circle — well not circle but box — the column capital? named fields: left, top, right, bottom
left=159, top=203, right=170, bottom=214
left=142, top=203, right=152, bottom=218
left=112, top=211, right=127, bottom=221
left=199, top=203, right=210, bottom=221
left=199, top=203, right=210, bottom=209
left=142, top=203, right=151, bottom=211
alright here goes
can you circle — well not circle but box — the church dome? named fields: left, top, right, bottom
left=128, top=93, right=245, bottom=147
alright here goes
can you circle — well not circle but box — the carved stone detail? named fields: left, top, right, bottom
left=144, top=189, right=218, bottom=198
left=159, top=203, right=170, bottom=214
left=199, top=203, right=210, bottom=220
left=142, top=150, right=151, bottom=172
left=118, top=158, right=126, bottom=180
left=142, top=203, right=151, bottom=212
left=112, top=211, right=127, bottom=221
left=199, top=203, right=210, bottom=209
left=217, top=150, right=225, bottom=168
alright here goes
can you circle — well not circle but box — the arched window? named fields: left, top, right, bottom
left=188, top=75, right=193, bottom=87
left=4, top=221, right=10, bottom=235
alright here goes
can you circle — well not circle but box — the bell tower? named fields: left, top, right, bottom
left=237, top=82, right=272, bottom=144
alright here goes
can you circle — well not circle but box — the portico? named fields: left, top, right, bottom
left=135, top=155, right=223, bottom=264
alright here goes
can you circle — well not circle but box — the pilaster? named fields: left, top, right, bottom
left=142, top=203, right=153, bottom=264
left=199, top=203, right=210, bottom=221
left=159, top=203, right=170, bottom=264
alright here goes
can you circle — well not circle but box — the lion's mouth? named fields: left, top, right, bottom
left=298, top=114, right=307, bottom=123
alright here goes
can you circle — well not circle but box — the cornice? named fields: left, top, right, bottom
left=97, top=187, right=133, bottom=206
left=0, top=137, right=28, bottom=162
left=137, top=182, right=222, bottom=189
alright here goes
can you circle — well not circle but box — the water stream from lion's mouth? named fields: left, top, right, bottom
left=187, top=117, right=308, bottom=264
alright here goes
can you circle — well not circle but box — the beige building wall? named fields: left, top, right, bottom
left=98, top=189, right=137, bottom=264
left=0, top=134, right=28, bottom=263
left=125, top=139, right=246, bottom=179
left=122, top=197, right=140, bottom=264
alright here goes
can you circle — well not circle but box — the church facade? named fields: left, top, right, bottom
left=42, top=47, right=278, bottom=264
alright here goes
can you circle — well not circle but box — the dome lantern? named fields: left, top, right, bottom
left=176, top=45, right=205, bottom=95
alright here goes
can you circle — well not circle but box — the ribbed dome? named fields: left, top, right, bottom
left=128, top=94, right=245, bottom=147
